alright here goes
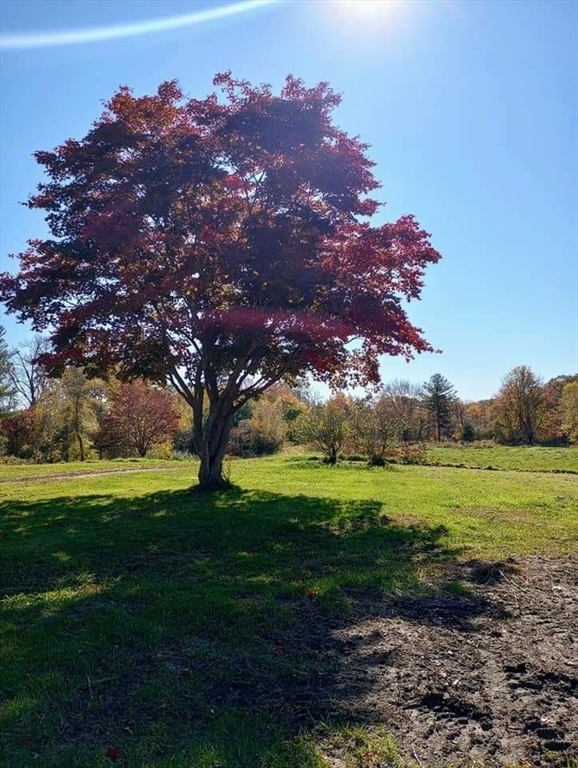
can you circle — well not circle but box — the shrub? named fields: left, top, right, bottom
left=0, top=454, right=30, bottom=465
left=340, top=453, right=367, bottom=463
left=173, top=428, right=196, bottom=455
left=228, top=416, right=285, bottom=458
left=386, top=443, right=428, bottom=465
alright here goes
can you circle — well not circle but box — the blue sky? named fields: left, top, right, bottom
left=1, top=0, right=576, bottom=400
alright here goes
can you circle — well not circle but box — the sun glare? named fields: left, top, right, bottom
left=330, top=0, right=403, bottom=30
left=338, top=0, right=395, bottom=14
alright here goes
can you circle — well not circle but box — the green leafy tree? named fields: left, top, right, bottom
left=18, top=371, right=107, bottom=462
left=423, top=373, right=457, bottom=442
left=60, top=368, right=106, bottom=461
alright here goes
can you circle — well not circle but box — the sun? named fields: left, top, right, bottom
left=331, top=0, right=402, bottom=26
left=338, top=0, right=394, bottom=13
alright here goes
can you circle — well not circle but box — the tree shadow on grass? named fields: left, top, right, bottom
left=0, top=487, right=499, bottom=767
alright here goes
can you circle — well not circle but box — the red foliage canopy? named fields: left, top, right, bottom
left=0, top=73, right=441, bottom=488
left=96, top=381, right=179, bottom=457
left=1, top=73, right=440, bottom=396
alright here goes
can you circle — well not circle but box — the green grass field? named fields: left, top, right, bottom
left=1, top=452, right=577, bottom=767
left=424, top=443, right=578, bottom=472
left=0, top=457, right=179, bottom=482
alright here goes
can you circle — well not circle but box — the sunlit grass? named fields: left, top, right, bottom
left=424, top=443, right=578, bottom=473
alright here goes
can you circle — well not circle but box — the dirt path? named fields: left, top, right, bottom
left=0, top=465, right=184, bottom=484
left=330, top=556, right=578, bottom=767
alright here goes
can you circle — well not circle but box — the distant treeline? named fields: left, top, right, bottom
left=1, top=329, right=576, bottom=463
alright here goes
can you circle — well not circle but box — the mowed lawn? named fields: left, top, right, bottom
left=1, top=453, right=577, bottom=768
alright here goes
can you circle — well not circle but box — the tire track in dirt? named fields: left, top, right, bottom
left=330, top=556, right=578, bottom=766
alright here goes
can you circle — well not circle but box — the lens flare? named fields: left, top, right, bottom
left=0, top=0, right=280, bottom=50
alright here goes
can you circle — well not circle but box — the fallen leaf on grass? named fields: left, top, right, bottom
left=106, top=746, right=121, bottom=761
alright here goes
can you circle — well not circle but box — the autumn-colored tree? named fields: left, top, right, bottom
left=493, top=366, right=547, bottom=445
left=0, top=74, right=441, bottom=490
left=227, top=382, right=307, bottom=456
left=0, top=326, right=16, bottom=417
left=299, top=395, right=351, bottom=465
left=380, top=379, right=427, bottom=443
left=229, top=397, right=287, bottom=457
left=539, top=374, right=578, bottom=442
left=97, top=381, right=180, bottom=457
left=0, top=409, right=35, bottom=457
left=423, top=374, right=456, bottom=442
left=560, top=381, right=578, bottom=444
left=464, top=400, right=494, bottom=440
left=264, top=382, right=308, bottom=424
left=8, top=372, right=106, bottom=462
left=349, top=396, right=395, bottom=465
left=448, top=399, right=477, bottom=442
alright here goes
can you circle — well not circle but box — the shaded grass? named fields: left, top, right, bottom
left=1, top=457, right=576, bottom=767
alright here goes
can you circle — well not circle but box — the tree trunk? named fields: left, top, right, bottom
left=76, top=430, right=85, bottom=461
left=195, top=404, right=235, bottom=492
left=198, top=455, right=228, bottom=491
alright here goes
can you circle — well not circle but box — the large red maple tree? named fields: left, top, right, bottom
left=0, top=73, right=441, bottom=490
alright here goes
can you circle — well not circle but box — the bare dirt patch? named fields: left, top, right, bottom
left=164, top=555, right=577, bottom=766
left=331, top=556, right=578, bottom=767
